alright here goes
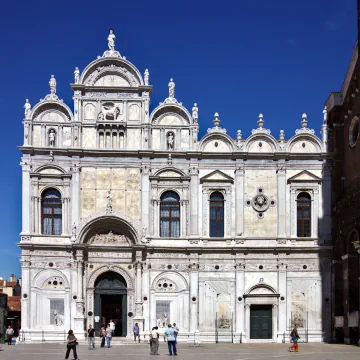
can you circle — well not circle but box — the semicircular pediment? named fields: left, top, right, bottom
left=89, top=230, right=132, bottom=246
left=93, top=73, right=131, bottom=87
left=81, top=58, right=143, bottom=87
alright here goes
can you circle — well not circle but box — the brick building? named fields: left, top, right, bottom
left=325, top=3, right=360, bottom=344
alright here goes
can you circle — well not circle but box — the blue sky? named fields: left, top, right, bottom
left=0, top=0, right=356, bottom=277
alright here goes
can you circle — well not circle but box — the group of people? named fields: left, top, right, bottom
left=149, top=323, right=179, bottom=356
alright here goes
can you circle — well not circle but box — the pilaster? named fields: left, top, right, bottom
left=190, top=260, right=199, bottom=332
left=277, top=168, right=287, bottom=238
left=21, top=160, right=32, bottom=234
left=189, top=165, right=199, bottom=236
left=235, top=168, right=245, bottom=236
left=235, top=263, right=245, bottom=333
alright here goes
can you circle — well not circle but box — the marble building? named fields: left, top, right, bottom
left=19, top=30, right=332, bottom=343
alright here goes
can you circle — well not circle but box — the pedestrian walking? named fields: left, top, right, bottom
left=288, top=325, right=300, bottom=352
left=65, top=330, right=78, bottom=360
left=172, top=323, right=179, bottom=344
left=106, top=323, right=112, bottom=348
left=149, top=326, right=159, bottom=355
left=5, top=326, right=14, bottom=345
left=164, top=324, right=177, bottom=356
left=87, top=324, right=95, bottom=350
left=109, top=319, right=115, bottom=336
left=100, top=325, right=106, bottom=348
left=133, top=322, right=140, bottom=343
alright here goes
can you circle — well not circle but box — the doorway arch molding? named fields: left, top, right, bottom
left=86, top=265, right=134, bottom=337
left=88, top=265, right=134, bottom=290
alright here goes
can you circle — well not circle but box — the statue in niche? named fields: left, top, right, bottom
left=49, top=130, right=56, bottom=147
left=24, top=99, right=31, bottom=119
left=108, top=29, right=116, bottom=51
left=106, top=190, right=113, bottom=214
left=167, top=133, right=174, bottom=150
left=144, top=69, right=149, bottom=86
left=54, top=310, right=64, bottom=326
left=49, top=75, right=57, bottom=94
left=98, top=102, right=122, bottom=121
left=168, top=78, right=175, bottom=98
left=74, top=67, right=80, bottom=84
left=157, top=313, right=169, bottom=328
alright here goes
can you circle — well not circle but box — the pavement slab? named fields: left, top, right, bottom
left=0, top=343, right=359, bottom=360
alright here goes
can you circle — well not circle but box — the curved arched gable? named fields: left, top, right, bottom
left=150, top=103, right=192, bottom=126
left=243, top=133, right=279, bottom=153
left=199, top=133, right=236, bottom=152
left=286, top=134, right=322, bottom=153
left=80, top=57, right=144, bottom=87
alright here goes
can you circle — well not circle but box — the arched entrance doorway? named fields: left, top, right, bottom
left=94, top=271, right=127, bottom=336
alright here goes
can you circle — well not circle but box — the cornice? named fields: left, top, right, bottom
left=19, top=146, right=332, bottom=161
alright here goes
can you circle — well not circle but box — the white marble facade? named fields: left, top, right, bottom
left=19, top=31, right=332, bottom=343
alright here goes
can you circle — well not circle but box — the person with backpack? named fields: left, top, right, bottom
left=288, top=325, right=300, bottom=352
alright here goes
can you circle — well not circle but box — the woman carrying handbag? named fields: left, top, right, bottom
left=65, top=329, right=78, bottom=360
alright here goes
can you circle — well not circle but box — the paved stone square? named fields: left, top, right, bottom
left=0, top=343, right=359, bottom=360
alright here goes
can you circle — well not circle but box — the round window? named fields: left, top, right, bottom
left=349, top=117, right=360, bottom=147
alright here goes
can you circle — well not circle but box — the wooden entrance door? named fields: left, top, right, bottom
left=94, top=271, right=128, bottom=337
left=250, top=305, right=272, bottom=339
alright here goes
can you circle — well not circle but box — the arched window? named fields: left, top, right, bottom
left=42, top=189, right=62, bottom=235
left=210, top=192, right=224, bottom=237
left=297, top=192, right=311, bottom=237
left=160, top=191, right=180, bottom=237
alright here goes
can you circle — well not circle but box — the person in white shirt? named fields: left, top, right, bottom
left=150, top=327, right=159, bottom=355
left=106, top=324, right=112, bottom=348
left=109, top=320, right=115, bottom=336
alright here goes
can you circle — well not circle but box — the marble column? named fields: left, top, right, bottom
left=245, top=304, right=250, bottom=342
left=142, top=260, right=150, bottom=332
left=20, top=255, right=30, bottom=330
left=41, top=124, right=46, bottom=146
left=141, top=165, right=151, bottom=237
left=21, top=164, right=31, bottom=234
left=37, top=197, right=41, bottom=234
left=134, top=252, right=144, bottom=331
left=190, top=263, right=199, bottom=332
left=235, top=168, right=245, bottom=236
left=235, top=264, right=245, bottom=334
left=272, top=304, right=278, bottom=342
left=71, top=165, right=81, bottom=229
left=189, top=166, right=199, bottom=236
left=61, top=199, right=65, bottom=235
left=74, top=250, right=85, bottom=335
left=160, top=128, right=165, bottom=150
left=277, top=168, right=287, bottom=239
left=278, top=264, right=287, bottom=338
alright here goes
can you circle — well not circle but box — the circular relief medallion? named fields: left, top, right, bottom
left=252, top=194, right=269, bottom=212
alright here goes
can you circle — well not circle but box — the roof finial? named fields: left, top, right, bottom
left=237, top=129, right=242, bottom=141
left=257, top=113, right=264, bottom=128
left=279, top=130, right=285, bottom=142
left=323, top=106, right=328, bottom=124
left=301, top=113, right=308, bottom=128
left=24, top=99, right=31, bottom=119
left=168, top=78, right=175, bottom=99
left=103, top=29, right=121, bottom=58
left=108, top=29, right=116, bottom=51
left=213, top=112, right=220, bottom=128
left=74, top=67, right=80, bottom=84
left=144, top=69, right=149, bottom=86
left=49, top=75, right=56, bottom=95
left=192, top=103, right=199, bottom=123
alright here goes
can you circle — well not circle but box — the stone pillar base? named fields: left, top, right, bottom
left=73, top=316, right=86, bottom=339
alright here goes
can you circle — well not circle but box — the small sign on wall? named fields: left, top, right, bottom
left=94, top=316, right=100, bottom=323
